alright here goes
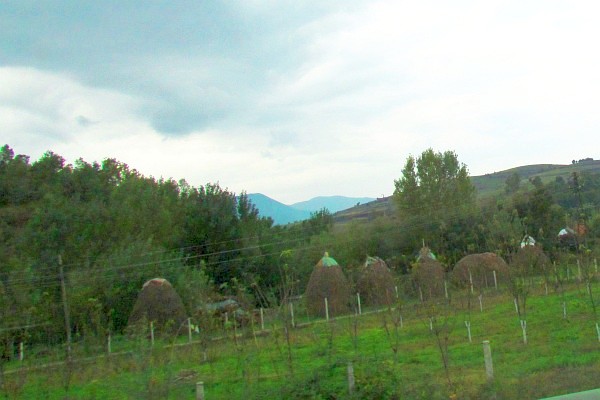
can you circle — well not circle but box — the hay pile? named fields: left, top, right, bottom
left=511, top=245, right=551, bottom=276
left=128, top=278, right=188, bottom=335
left=305, top=253, right=351, bottom=317
left=411, top=247, right=445, bottom=300
left=356, top=256, right=395, bottom=306
left=452, top=252, right=509, bottom=290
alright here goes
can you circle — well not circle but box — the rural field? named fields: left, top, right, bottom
left=2, top=268, right=599, bottom=400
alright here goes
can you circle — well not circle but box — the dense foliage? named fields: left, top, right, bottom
left=1, top=144, right=599, bottom=351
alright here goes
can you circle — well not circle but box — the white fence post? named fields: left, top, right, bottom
left=482, top=340, right=494, bottom=380
left=520, top=320, right=527, bottom=344
left=395, top=285, right=399, bottom=299
left=325, top=297, right=330, bottom=322
left=596, top=323, right=600, bottom=342
left=465, top=321, right=472, bottom=343
left=356, top=292, right=362, bottom=315
left=444, top=280, right=448, bottom=299
left=347, top=362, right=355, bottom=394
left=188, top=317, right=193, bottom=343
left=563, top=302, right=567, bottom=319
left=107, top=332, right=112, bottom=354
left=478, top=294, right=483, bottom=312
left=196, top=381, right=205, bottom=400
left=19, top=342, right=24, bottom=361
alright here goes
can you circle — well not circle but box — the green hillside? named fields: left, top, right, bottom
left=334, top=160, right=600, bottom=224
left=471, top=160, right=600, bottom=197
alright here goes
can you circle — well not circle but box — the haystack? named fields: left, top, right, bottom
left=128, top=278, right=188, bottom=335
left=511, top=245, right=550, bottom=276
left=305, top=253, right=351, bottom=317
left=411, top=247, right=445, bottom=300
left=356, top=256, right=396, bottom=306
left=452, top=252, right=509, bottom=290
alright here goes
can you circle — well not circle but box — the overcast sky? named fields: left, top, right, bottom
left=2, top=1, right=599, bottom=204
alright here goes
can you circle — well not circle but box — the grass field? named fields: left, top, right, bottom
left=2, top=279, right=599, bottom=399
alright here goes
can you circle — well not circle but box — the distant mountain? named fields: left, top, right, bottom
left=247, top=194, right=376, bottom=225
left=247, top=193, right=311, bottom=225
left=291, top=196, right=376, bottom=213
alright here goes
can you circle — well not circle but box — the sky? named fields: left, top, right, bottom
left=2, top=1, right=599, bottom=204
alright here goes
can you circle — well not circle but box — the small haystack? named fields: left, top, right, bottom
left=305, top=252, right=351, bottom=318
left=412, top=247, right=445, bottom=300
left=452, top=252, right=509, bottom=290
left=128, top=278, right=188, bottom=335
left=511, top=245, right=551, bottom=276
left=356, top=256, right=396, bottom=306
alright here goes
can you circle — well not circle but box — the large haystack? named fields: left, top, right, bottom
left=128, top=278, right=188, bottom=335
left=511, top=245, right=551, bottom=276
left=412, top=247, right=445, bottom=300
left=305, top=253, right=351, bottom=317
left=356, top=256, right=396, bottom=306
left=452, top=252, right=509, bottom=290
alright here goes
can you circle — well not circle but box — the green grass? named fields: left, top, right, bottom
left=2, top=283, right=600, bottom=399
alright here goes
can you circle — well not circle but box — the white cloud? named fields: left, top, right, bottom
left=2, top=1, right=600, bottom=203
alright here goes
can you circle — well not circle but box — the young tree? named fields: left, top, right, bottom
left=393, top=149, right=476, bottom=250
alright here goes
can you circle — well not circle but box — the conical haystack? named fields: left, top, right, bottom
left=128, top=278, right=188, bottom=335
left=511, top=245, right=550, bottom=276
left=305, top=253, right=351, bottom=317
left=356, top=256, right=396, bottom=306
left=452, top=252, right=509, bottom=290
left=412, top=247, right=445, bottom=300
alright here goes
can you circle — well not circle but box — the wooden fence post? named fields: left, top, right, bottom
left=482, top=340, right=494, bottom=380
left=469, top=270, right=474, bottom=294
left=260, top=307, right=265, bottom=330
left=188, top=317, right=193, bottom=343
left=493, top=270, right=498, bottom=290
left=289, top=302, right=295, bottom=328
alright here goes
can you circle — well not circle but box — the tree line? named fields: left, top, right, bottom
left=1, top=145, right=599, bottom=347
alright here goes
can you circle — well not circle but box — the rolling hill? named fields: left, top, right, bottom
left=333, top=160, right=600, bottom=224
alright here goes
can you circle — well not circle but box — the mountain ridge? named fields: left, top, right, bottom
left=249, top=160, right=600, bottom=226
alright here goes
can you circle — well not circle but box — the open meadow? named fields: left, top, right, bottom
left=2, top=271, right=599, bottom=400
